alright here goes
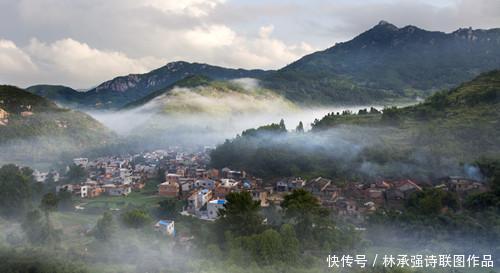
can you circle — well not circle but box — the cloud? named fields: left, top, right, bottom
left=1, top=0, right=500, bottom=87
left=0, top=38, right=166, bottom=88
left=141, top=0, right=226, bottom=17
left=0, top=39, right=36, bottom=73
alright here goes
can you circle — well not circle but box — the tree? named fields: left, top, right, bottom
left=94, top=211, right=115, bottom=241
left=217, top=191, right=263, bottom=237
left=158, top=199, right=181, bottom=219
left=279, top=224, right=299, bottom=263
left=121, top=209, right=152, bottom=229
left=0, top=164, right=32, bottom=218
left=279, top=118, right=286, bottom=131
left=281, top=189, right=327, bottom=242
left=406, top=188, right=459, bottom=215
left=295, top=121, right=304, bottom=133
left=66, top=164, right=87, bottom=184
left=21, top=209, right=60, bottom=246
left=57, top=190, right=73, bottom=211
left=40, top=193, right=59, bottom=213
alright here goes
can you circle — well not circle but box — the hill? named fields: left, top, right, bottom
left=262, top=21, right=500, bottom=104
left=122, top=75, right=212, bottom=109
left=26, top=85, right=84, bottom=106
left=0, top=85, right=114, bottom=165
left=210, top=71, right=500, bottom=180
left=29, top=62, right=271, bottom=109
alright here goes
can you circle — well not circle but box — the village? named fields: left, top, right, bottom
left=31, top=146, right=489, bottom=237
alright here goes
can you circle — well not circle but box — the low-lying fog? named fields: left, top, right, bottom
left=86, top=78, right=417, bottom=147
left=86, top=105, right=407, bottom=147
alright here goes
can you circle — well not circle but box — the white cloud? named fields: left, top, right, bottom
left=0, top=39, right=36, bottom=73
left=2, top=0, right=499, bottom=87
left=259, top=25, right=275, bottom=39
left=184, top=24, right=236, bottom=48
left=141, top=0, right=226, bottom=17
left=0, top=38, right=166, bottom=88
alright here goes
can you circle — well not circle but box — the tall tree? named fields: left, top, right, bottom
left=94, top=211, right=115, bottom=241
left=217, top=191, right=263, bottom=237
left=281, top=189, right=326, bottom=242
left=21, top=209, right=60, bottom=246
left=0, top=164, right=32, bottom=218
left=66, top=164, right=87, bottom=184
left=295, top=121, right=304, bottom=133
left=121, top=209, right=152, bottom=229
left=40, top=192, right=59, bottom=213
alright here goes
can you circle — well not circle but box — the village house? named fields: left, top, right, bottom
left=154, top=220, right=175, bottom=236
left=207, top=199, right=226, bottom=220
left=305, top=177, right=332, bottom=197
left=158, top=181, right=180, bottom=197
left=0, top=108, right=9, bottom=126
left=195, top=179, right=216, bottom=190
left=386, top=179, right=422, bottom=200
left=187, top=189, right=213, bottom=214
left=443, top=176, right=486, bottom=194
left=102, top=184, right=131, bottom=196
left=251, top=189, right=270, bottom=207
left=336, top=199, right=358, bottom=216
left=73, top=158, right=89, bottom=168
left=179, top=178, right=195, bottom=193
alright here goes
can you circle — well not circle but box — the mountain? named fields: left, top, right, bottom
left=0, top=85, right=114, bottom=164
left=122, top=75, right=295, bottom=115
left=122, top=75, right=212, bottom=109
left=312, top=69, right=500, bottom=159
left=27, top=61, right=271, bottom=109
left=263, top=21, right=500, bottom=104
left=26, top=85, right=83, bottom=106
left=210, top=70, right=500, bottom=180
left=26, top=22, right=500, bottom=108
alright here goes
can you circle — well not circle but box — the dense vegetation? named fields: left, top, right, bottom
left=211, top=70, right=500, bottom=180
left=0, top=85, right=114, bottom=165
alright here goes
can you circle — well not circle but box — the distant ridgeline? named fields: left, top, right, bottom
left=210, top=71, right=500, bottom=181
left=263, top=21, right=500, bottom=104
left=26, top=22, right=500, bottom=109
left=0, top=85, right=114, bottom=164
left=28, top=62, right=271, bottom=109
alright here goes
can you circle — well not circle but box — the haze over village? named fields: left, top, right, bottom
left=0, top=1, right=500, bottom=273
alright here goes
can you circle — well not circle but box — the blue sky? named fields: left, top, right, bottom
left=0, top=0, right=499, bottom=88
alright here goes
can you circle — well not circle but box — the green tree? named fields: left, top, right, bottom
left=282, top=189, right=324, bottom=240
left=279, top=118, right=286, bottom=131
left=40, top=192, right=59, bottom=213
left=158, top=199, right=182, bottom=219
left=94, top=211, right=115, bottom=241
left=0, top=164, right=33, bottom=218
left=57, top=190, right=73, bottom=211
left=66, top=164, right=87, bottom=184
left=217, top=191, right=263, bottom=237
left=279, top=224, right=299, bottom=263
left=295, top=121, right=304, bottom=133
left=406, top=188, right=458, bottom=215
left=121, top=209, right=152, bottom=229
left=21, top=209, right=60, bottom=246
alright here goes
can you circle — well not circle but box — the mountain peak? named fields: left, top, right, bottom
left=376, top=20, right=398, bottom=30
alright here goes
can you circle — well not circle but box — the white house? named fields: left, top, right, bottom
left=33, top=170, right=48, bottom=183
left=195, top=179, right=216, bottom=190
left=207, top=199, right=226, bottom=220
left=73, top=158, right=89, bottom=168
left=154, top=220, right=175, bottom=236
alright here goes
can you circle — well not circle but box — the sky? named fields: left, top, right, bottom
left=0, top=0, right=499, bottom=89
